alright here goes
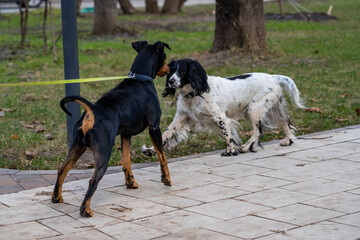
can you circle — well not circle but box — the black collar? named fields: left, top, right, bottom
left=128, top=72, right=154, bottom=82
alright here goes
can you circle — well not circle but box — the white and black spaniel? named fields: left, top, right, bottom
left=143, top=58, right=305, bottom=156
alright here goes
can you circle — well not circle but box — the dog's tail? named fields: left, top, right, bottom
left=275, top=75, right=306, bottom=109
left=60, top=95, right=95, bottom=116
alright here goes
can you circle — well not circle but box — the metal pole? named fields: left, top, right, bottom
left=61, top=0, right=81, bottom=146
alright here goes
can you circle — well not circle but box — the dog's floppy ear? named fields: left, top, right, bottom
left=154, top=41, right=171, bottom=53
left=188, top=60, right=210, bottom=97
left=132, top=41, right=148, bottom=53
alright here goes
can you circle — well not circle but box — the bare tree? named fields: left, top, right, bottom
left=19, top=0, right=30, bottom=48
left=43, top=0, right=48, bottom=54
left=76, top=0, right=82, bottom=17
left=162, top=0, right=186, bottom=14
left=118, top=0, right=138, bottom=14
left=211, top=0, right=268, bottom=54
left=146, top=0, right=159, bottom=13
left=93, top=0, right=118, bottom=35
left=49, top=0, right=57, bottom=61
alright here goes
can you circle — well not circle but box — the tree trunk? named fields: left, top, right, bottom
left=178, top=0, right=186, bottom=12
left=76, top=0, right=82, bottom=17
left=93, top=0, right=117, bottom=35
left=146, top=0, right=159, bottom=13
left=19, top=0, right=29, bottom=48
left=49, top=0, right=57, bottom=61
left=211, top=0, right=268, bottom=54
left=118, top=0, right=138, bottom=14
left=162, top=0, right=179, bottom=14
left=43, top=0, right=48, bottom=54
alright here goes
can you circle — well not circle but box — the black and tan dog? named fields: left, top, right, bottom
left=52, top=41, right=172, bottom=217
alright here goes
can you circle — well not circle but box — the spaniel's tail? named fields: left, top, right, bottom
left=275, top=75, right=306, bottom=109
left=60, top=95, right=95, bottom=116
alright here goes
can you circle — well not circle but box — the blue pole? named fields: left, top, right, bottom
left=61, top=0, right=81, bottom=146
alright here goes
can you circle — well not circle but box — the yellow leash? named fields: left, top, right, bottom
left=0, top=76, right=128, bottom=87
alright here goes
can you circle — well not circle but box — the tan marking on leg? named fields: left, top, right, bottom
left=122, top=138, right=138, bottom=189
left=75, top=100, right=95, bottom=135
left=150, top=138, right=171, bottom=186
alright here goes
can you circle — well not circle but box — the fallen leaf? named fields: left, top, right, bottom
left=110, top=207, right=132, bottom=212
left=0, top=108, right=17, bottom=112
left=296, top=163, right=306, bottom=167
left=10, top=134, right=19, bottom=140
left=0, top=111, right=4, bottom=117
left=340, top=93, right=350, bottom=98
left=22, top=123, right=35, bottom=129
left=334, top=118, right=348, bottom=122
left=25, top=150, right=36, bottom=159
left=306, top=107, right=323, bottom=114
left=35, top=126, right=46, bottom=132
left=310, top=98, right=317, bottom=103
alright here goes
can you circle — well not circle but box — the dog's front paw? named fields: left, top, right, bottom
left=51, top=193, right=63, bottom=203
left=221, top=150, right=238, bottom=157
left=80, top=206, right=93, bottom=218
left=280, top=138, right=294, bottom=146
left=126, top=181, right=138, bottom=189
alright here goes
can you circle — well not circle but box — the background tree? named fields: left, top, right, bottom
left=162, top=0, right=186, bottom=14
left=93, top=0, right=117, bottom=35
left=146, top=0, right=159, bottom=13
left=76, top=0, right=82, bottom=16
left=19, top=0, right=30, bottom=48
left=211, top=0, right=268, bottom=54
left=118, top=0, right=138, bottom=14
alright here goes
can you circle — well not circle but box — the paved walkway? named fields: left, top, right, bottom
left=0, top=126, right=359, bottom=239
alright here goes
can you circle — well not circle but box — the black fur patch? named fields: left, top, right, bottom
left=227, top=74, right=252, bottom=80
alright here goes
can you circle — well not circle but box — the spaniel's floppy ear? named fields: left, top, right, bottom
left=188, top=60, right=210, bottom=97
left=162, top=60, right=176, bottom=98
left=132, top=41, right=148, bottom=53
left=154, top=41, right=171, bottom=53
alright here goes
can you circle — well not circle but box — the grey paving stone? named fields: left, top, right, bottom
left=237, top=188, right=316, bottom=208
left=170, top=183, right=247, bottom=203
left=99, top=222, right=168, bottom=240
left=282, top=148, right=349, bottom=162
left=309, top=159, right=360, bottom=173
left=92, top=199, right=175, bottom=221
left=255, top=203, right=342, bottom=226
left=281, top=178, right=358, bottom=196
left=317, top=142, right=360, bottom=154
left=0, top=169, right=19, bottom=175
left=43, top=229, right=114, bottom=240
left=324, top=170, right=360, bottom=185
left=201, top=163, right=271, bottom=179
left=331, top=212, right=360, bottom=228
left=0, top=203, right=63, bottom=225
left=244, top=156, right=309, bottom=170
left=0, top=221, right=58, bottom=240
left=133, top=210, right=221, bottom=233
left=339, top=152, right=360, bottom=162
left=106, top=180, right=173, bottom=198
left=154, top=228, right=242, bottom=240
left=185, top=199, right=271, bottom=220
left=260, top=164, right=334, bottom=182
left=304, top=192, right=360, bottom=213
left=39, top=215, right=89, bottom=235
left=259, top=221, right=360, bottom=240
left=144, top=159, right=212, bottom=173
left=147, top=193, right=202, bottom=208
left=347, top=188, right=360, bottom=195
left=216, top=174, right=293, bottom=192
left=203, top=215, right=296, bottom=239
left=67, top=211, right=121, bottom=229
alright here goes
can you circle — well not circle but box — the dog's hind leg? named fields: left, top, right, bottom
left=80, top=132, right=113, bottom=217
left=52, top=133, right=86, bottom=204
left=121, top=135, right=138, bottom=189
left=149, top=126, right=171, bottom=186
left=280, top=120, right=297, bottom=146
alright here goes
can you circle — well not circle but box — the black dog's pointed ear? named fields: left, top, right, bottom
left=154, top=41, right=171, bottom=53
left=132, top=41, right=148, bottom=53
left=189, top=60, right=210, bottom=97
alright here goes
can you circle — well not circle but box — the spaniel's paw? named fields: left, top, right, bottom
left=221, top=150, right=238, bottom=156
left=280, top=138, right=294, bottom=146
left=141, top=145, right=156, bottom=156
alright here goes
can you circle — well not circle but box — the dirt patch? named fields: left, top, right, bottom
left=265, top=12, right=338, bottom=21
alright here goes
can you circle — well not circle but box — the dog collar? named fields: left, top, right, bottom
left=128, top=72, right=153, bottom=82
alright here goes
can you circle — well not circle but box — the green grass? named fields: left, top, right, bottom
left=0, top=0, right=359, bottom=170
